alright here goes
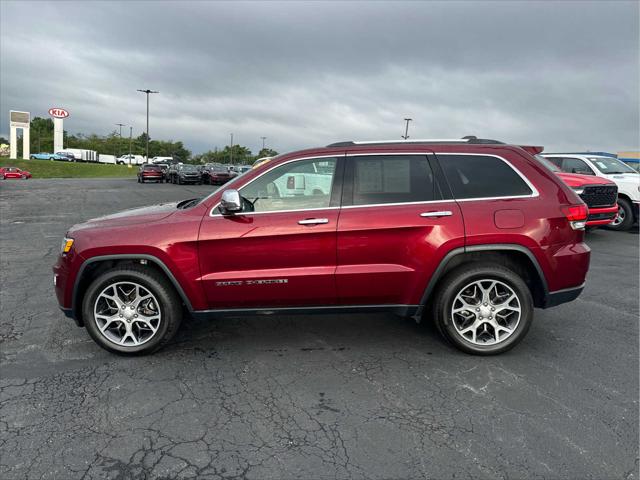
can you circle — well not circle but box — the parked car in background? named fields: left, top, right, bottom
left=56, top=152, right=76, bottom=162
left=1, top=166, right=31, bottom=179
left=117, top=154, right=146, bottom=165
left=152, top=156, right=174, bottom=164
left=30, top=152, right=68, bottom=161
left=153, top=163, right=169, bottom=181
left=54, top=137, right=591, bottom=356
left=536, top=156, right=618, bottom=228
left=543, top=154, right=639, bottom=231
left=170, top=164, right=201, bottom=184
left=137, top=164, right=164, bottom=183
left=202, top=163, right=236, bottom=185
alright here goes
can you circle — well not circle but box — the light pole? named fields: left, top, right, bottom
left=115, top=123, right=125, bottom=158
left=128, top=126, right=133, bottom=165
left=137, top=89, right=158, bottom=161
left=229, top=133, right=233, bottom=164
left=261, top=136, right=266, bottom=151
left=401, top=118, right=412, bottom=140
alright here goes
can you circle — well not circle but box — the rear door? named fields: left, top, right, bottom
left=335, top=152, right=465, bottom=306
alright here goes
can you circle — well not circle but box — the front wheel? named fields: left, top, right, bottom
left=607, top=198, right=634, bottom=231
left=82, top=266, right=183, bottom=355
left=432, top=263, right=533, bottom=355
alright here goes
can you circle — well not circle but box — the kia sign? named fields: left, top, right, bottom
left=49, top=108, right=68, bottom=152
left=48, top=108, right=69, bottom=119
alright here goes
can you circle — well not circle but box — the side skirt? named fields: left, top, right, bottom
left=190, top=304, right=420, bottom=320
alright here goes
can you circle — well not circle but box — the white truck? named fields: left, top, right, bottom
left=116, top=154, right=146, bottom=165
left=543, top=153, right=640, bottom=231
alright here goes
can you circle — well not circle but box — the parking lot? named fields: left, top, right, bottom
left=0, top=178, right=638, bottom=479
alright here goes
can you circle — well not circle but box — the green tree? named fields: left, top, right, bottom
left=30, top=117, right=54, bottom=153
left=257, top=148, right=278, bottom=158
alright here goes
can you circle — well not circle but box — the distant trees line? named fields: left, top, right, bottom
left=18, top=117, right=278, bottom=164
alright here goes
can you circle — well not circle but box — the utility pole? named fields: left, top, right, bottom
left=401, top=118, right=412, bottom=140
left=229, top=133, right=233, bottom=164
left=137, top=89, right=159, bottom=161
left=128, top=126, right=133, bottom=164
left=115, top=123, right=125, bottom=158
left=261, top=136, right=266, bottom=151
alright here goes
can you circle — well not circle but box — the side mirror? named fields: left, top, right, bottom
left=220, top=189, right=242, bottom=214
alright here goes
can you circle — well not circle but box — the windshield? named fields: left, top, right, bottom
left=180, top=165, right=198, bottom=172
left=589, top=157, right=637, bottom=174
left=535, top=155, right=561, bottom=172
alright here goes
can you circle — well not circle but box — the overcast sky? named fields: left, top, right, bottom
left=1, top=0, right=638, bottom=155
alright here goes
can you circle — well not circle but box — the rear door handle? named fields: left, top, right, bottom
left=298, top=218, right=329, bottom=225
left=420, top=211, right=453, bottom=218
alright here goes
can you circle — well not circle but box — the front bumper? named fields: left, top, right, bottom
left=586, top=204, right=618, bottom=226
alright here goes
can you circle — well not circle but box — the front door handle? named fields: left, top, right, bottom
left=298, top=218, right=329, bottom=225
left=420, top=211, right=453, bottom=218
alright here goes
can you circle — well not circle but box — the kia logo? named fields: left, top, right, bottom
left=48, top=108, right=69, bottom=119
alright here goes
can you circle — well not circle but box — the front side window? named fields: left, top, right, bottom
left=562, top=158, right=595, bottom=175
left=237, top=158, right=337, bottom=213
left=439, top=154, right=533, bottom=199
left=351, top=155, right=436, bottom=205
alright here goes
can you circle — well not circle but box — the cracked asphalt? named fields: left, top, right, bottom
left=1, top=178, right=638, bottom=480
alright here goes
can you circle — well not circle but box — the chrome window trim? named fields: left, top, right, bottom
left=208, top=151, right=538, bottom=217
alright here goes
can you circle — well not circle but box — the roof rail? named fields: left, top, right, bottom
left=326, top=136, right=504, bottom=147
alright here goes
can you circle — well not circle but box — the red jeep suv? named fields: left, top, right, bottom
left=53, top=138, right=591, bottom=356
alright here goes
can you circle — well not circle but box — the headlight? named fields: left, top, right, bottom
left=61, top=237, right=74, bottom=254
left=572, top=187, right=584, bottom=195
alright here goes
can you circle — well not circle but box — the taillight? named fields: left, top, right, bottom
left=561, top=204, right=588, bottom=230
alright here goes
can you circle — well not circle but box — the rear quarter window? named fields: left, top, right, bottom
left=439, top=154, right=533, bottom=199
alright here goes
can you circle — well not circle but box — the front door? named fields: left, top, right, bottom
left=198, top=156, right=343, bottom=309
left=336, top=153, right=465, bottom=306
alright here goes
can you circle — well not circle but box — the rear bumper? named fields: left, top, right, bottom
left=544, top=284, right=585, bottom=308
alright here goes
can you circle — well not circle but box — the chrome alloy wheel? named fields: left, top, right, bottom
left=611, top=205, right=625, bottom=226
left=450, top=279, right=521, bottom=346
left=93, top=281, right=161, bottom=346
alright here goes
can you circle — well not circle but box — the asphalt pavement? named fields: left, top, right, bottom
left=1, top=178, right=638, bottom=479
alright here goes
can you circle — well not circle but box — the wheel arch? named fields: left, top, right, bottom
left=72, top=254, right=193, bottom=326
left=419, top=244, right=549, bottom=313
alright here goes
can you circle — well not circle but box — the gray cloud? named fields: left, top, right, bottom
left=1, top=0, right=638, bottom=155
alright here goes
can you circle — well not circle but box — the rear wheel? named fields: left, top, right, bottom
left=82, top=266, right=183, bottom=355
left=432, top=263, right=533, bottom=355
left=607, top=198, right=634, bottom=231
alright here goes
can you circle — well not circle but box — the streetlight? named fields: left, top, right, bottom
left=115, top=123, right=125, bottom=158
left=229, top=133, right=234, bottom=164
left=137, top=89, right=159, bottom=161
left=401, top=118, right=412, bottom=140
left=128, top=126, right=133, bottom=165
left=261, top=136, right=266, bottom=151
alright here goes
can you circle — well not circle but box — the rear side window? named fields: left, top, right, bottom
left=439, top=154, right=532, bottom=199
left=351, top=155, right=436, bottom=205
left=562, top=158, right=595, bottom=175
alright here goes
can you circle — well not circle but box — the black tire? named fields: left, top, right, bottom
left=82, top=265, right=183, bottom=355
left=178, top=177, right=183, bottom=185
left=607, top=198, right=634, bottom=231
left=431, top=263, right=533, bottom=355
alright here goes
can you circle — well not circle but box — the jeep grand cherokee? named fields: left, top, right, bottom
left=53, top=137, right=590, bottom=355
